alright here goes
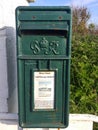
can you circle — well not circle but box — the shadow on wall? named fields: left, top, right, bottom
left=0, top=26, right=18, bottom=113
left=6, top=27, right=18, bottom=113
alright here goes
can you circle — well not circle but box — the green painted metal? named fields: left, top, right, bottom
left=16, top=6, right=72, bottom=128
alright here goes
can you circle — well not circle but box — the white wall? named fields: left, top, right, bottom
left=0, top=0, right=28, bottom=113
left=0, top=0, right=28, bottom=28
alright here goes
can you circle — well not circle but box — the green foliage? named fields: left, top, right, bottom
left=70, top=34, right=98, bottom=115
left=88, top=23, right=95, bottom=34
left=71, top=6, right=98, bottom=130
left=93, top=123, right=98, bottom=130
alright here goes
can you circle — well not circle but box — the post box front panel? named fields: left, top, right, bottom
left=18, top=59, right=69, bottom=127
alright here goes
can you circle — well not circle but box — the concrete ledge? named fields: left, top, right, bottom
left=66, top=114, right=98, bottom=130
left=0, top=113, right=98, bottom=130
left=69, top=114, right=98, bottom=122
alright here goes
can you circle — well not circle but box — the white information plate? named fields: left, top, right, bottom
left=34, top=71, right=55, bottom=110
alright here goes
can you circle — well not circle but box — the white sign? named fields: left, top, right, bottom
left=34, top=71, right=55, bottom=109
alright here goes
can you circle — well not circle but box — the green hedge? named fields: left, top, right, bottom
left=70, top=34, right=98, bottom=115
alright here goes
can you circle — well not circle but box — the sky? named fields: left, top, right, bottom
left=30, top=0, right=98, bottom=24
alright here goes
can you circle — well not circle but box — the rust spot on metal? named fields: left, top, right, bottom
left=59, top=16, right=62, bottom=20
left=32, top=16, right=36, bottom=19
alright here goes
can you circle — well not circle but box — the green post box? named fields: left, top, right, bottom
left=16, top=6, right=72, bottom=128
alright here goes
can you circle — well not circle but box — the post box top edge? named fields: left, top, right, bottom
left=16, top=6, right=71, bottom=12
